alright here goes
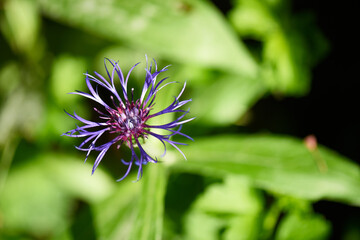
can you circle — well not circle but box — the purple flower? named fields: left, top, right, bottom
left=64, top=57, right=193, bottom=181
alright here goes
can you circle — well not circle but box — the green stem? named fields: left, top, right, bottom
left=261, top=200, right=282, bottom=240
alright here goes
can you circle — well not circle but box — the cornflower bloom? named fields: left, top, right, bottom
left=63, top=58, right=193, bottom=181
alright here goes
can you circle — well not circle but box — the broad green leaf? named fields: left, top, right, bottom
left=0, top=150, right=117, bottom=238
left=37, top=0, right=258, bottom=77
left=184, top=176, right=263, bottom=240
left=0, top=85, right=43, bottom=146
left=37, top=103, right=79, bottom=145
left=0, top=159, right=71, bottom=237
left=275, top=212, right=330, bottom=240
left=2, top=0, right=41, bottom=56
left=40, top=153, right=115, bottom=203
left=262, top=30, right=311, bottom=95
left=95, top=47, right=156, bottom=82
left=0, top=62, right=20, bottom=98
left=194, top=176, right=263, bottom=215
left=229, top=0, right=328, bottom=96
left=191, top=73, right=265, bottom=125
left=128, top=163, right=167, bottom=240
left=229, top=0, right=278, bottom=38
left=50, top=55, right=87, bottom=105
left=183, top=211, right=225, bottom=240
left=37, top=55, right=88, bottom=143
left=224, top=215, right=262, bottom=240
left=191, top=176, right=263, bottom=240
left=172, top=135, right=360, bottom=206
left=262, top=196, right=316, bottom=239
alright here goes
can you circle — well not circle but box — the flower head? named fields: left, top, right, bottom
left=64, top=57, right=193, bottom=181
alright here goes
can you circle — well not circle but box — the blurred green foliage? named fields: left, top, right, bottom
left=0, top=0, right=358, bottom=239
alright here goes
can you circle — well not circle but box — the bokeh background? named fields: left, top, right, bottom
left=0, top=0, right=359, bottom=239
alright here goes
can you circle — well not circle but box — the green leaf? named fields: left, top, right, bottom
left=183, top=211, right=225, bottom=240
left=128, top=163, right=167, bottom=240
left=262, top=30, right=311, bottom=95
left=37, top=0, right=258, bottom=76
left=2, top=0, right=41, bottom=56
left=0, top=62, right=20, bottom=98
left=229, top=0, right=278, bottom=38
left=224, top=215, right=262, bottom=240
left=275, top=212, right=331, bottom=240
left=172, top=134, right=360, bottom=205
left=92, top=179, right=141, bottom=239
left=184, top=176, right=263, bottom=240
left=194, top=176, right=263, bottom=215
left=0, top=158, right=71, bottom=237
left=192, top=176, right=263, bottom=240
left=0, top=84, right=43, bottom=146
left=92, top=155, right=167, bottom=240
left=0, top=151, right=115, bottom=238
left=40, top=153, right=116, bottom=203
left=191, top=73, right=265, bottom=126
left=229, top=0, right=328, bottom=96
left=50, top=55, right=87, bottom=105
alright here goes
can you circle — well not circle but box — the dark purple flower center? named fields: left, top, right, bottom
left=107, top=101, right=150, bottom=142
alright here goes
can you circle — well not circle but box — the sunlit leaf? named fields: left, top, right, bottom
left=37, top=0, right=258, bottom=77
left=194, top=176, right=263, bottom=215
left=41, top=153, right=115, bottom=203
left=262, top=30, right=311, bottom=95
left=0, top=62, right=20, bottom=98
left=0, top=159, right=71, bottom=237
left=183, top=211, right=225, bottom=240
left=224, top=215, right=262, bottom=240
left=0, top=86, right=43, bottom=145
left=229, top=0, right=278, bottom=38
left=172, top=134, right=360, bottom=205
left=50, top=55, right=87, bottom=105
left=275, top=212, right=331, bottom=240
left=229, top=0, right=328, bottom=96
left=195, top=176, right=263, bottom=240
left=191, top=73, right=265, bottom=125
left=2, top=0, right=41, bottom=55
left=184, top=176, right=263, bottom=240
